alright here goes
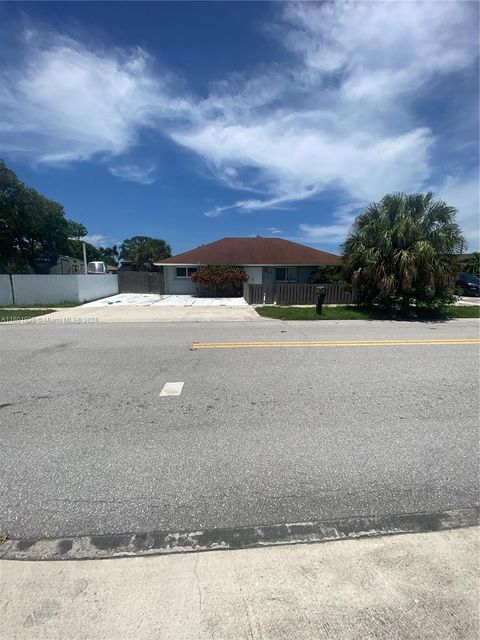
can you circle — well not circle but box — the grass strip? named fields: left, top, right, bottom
left=0, top=309, right=55, bottom=323
left=255, top=305, right=480, bottom=321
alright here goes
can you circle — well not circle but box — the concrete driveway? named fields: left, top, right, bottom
left=39, top=293, right=260, bottom=322
left=456, top=296, right=480, bottom=306
left=82, top=293, right=250, bottom=307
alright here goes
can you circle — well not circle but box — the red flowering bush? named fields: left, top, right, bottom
left=191, top=265, right=248, bottom=296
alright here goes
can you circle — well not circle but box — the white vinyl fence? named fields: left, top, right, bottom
left=0, top=274, right=118, bottom=305
left=0, top=275, right=14, bottom=305
left=76, top=275, right=119, bottom=302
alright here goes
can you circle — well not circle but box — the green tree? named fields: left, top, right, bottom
left=0, top=160, right=87, bottom=272
left=66, top=241, right=119, bottom=267
left=463, top=251, right=480, bottom=276
left=98, top=245, right=119, bottom=267
left=342, top=192, right=464, bottom=315
left=309, top=265, right=343, bottom=284
left=119, top=236, right=171, bottom=270
left=67, top=239, right=102, bottom=264
left=66, top=220, right=88, bottom=240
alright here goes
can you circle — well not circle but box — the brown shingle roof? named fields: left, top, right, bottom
left=157, top=237, right=340, bottom=266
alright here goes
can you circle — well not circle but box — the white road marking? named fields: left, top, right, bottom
left=159, top=382, right=185, bottom=397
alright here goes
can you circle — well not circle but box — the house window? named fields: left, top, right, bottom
left=275, top=267, right=297, bottom=282
left=176, top=267, right=197, bottom=278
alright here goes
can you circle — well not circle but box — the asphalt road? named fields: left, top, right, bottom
left=0, top=318, right=479, bottom=539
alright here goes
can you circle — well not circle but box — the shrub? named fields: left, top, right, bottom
left=309, top=265, right=343, bottom=284
left=191, top=265, right=249, bottom=297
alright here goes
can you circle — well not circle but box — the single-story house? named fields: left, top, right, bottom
left=155, top=237, right=340, bottom=295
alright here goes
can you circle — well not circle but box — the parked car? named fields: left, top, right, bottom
left=456, top=272, right=480, bottom=297
left=87, top=261, right=108, bottom=274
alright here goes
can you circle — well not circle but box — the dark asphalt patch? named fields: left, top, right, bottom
left=1, top=507, right=478, bottom=561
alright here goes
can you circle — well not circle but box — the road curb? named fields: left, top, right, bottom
left=1, top=507, right=478, bottom=561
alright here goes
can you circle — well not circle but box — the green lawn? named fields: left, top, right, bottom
left=255, top=305, right=480, bottom=321
left=0, top=309, right=55, bottom=322
left=445, top=306, right=480, bottom=319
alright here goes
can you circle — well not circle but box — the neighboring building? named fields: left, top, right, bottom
left=117, top=260, right=135, bottom=272
left=49, top=255, right=85, bottom=275
left=155, top=237, right=340, bottom=295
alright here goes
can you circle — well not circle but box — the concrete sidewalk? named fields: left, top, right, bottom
left=456, top=296, right=480, bottom=306
left=2, top=527, right=478, bottom=640
left=22, top=304, right=261, bottom=322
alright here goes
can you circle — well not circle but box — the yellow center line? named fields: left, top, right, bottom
left=191, top=339, right=480, bottom=350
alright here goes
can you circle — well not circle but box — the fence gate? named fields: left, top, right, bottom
left=118, top=271, right=164, bottom=294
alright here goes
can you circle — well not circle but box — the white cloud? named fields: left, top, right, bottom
left=282, top=1, right=475, bottom=90
left=184, top=122, right=433, bottom=216
left=170, top=0, right=477, bottom=214
left=83, top=234, right=114, bottom=248
left=0, top=1, right=478, bottom=230
left=204, top=193, right=299, bottom=217
left=434, top=175, right=480, bottom=250
left=298, top=224, right=350, bottom=246
left=266, top=227, right=282, bottom=235
left=0, top=30, right=184, bottom=165
left=296, top=200, right=366, bottom=246
left=109, top=163, right=157, bottom=184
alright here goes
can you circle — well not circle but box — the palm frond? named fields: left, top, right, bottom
left=341, top=190, right=466, bottom=310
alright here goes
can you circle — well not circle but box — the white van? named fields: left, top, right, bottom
left=87, top=261, right=108, bottom=274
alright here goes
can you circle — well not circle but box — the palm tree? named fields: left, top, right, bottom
left=342, top=192, right=464, bottom=312
left=464, top=251, right=480, bottom=276
left=119, top=236, right=171, bottom=271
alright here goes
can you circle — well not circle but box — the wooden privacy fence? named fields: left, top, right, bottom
left=243, top=282, right=356, bottom=305
left=194, top=284, right=243, bottom=297
left=118, top=271, right=164, bottom=294
left=243, top=283, right=274, bottom=304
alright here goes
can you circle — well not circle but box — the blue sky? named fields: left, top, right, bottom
left=1, top=1, right=479, bottom=254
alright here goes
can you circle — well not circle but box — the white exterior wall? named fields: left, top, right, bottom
left=243, top=267, right=263, bottom=284
left=0, top=275, right=14, bottom=305
left=9, top=275, right=119, bottom=305
left=164, top=267, right=197, bottom=294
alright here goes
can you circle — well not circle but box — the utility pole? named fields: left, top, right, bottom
left=82, top=241, right=88, bottom=274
